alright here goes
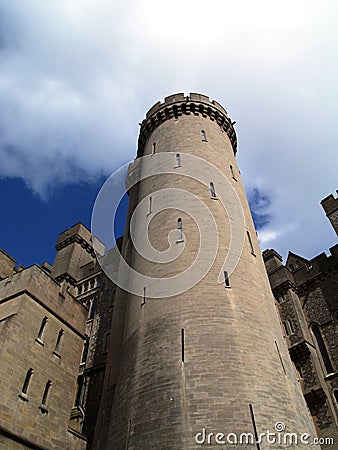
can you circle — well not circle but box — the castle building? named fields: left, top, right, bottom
left=263, top=192, right=338, bottom=446
left=0, top=94, right=336, bottom=449
left=0, top=224, right=116, bottom=449
left=0, top=249, right=88, bottom=449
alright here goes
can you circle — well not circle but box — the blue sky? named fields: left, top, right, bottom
left=0, top=0, right=337, bottom=267
left=0, top=177, right=129, bottom=266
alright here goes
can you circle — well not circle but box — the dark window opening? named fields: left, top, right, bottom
left=177, top=218, right=183, bottom=242
left=248, top=404, right=261, bottom=450
left=224, top=271, right=230, bottom=288
left=141, top=287, right=146, bottom=306
left=181, top=328, right=185, bottom=363
left=283, top=320, right=294, bottom=336
left=41, top=380, right=52, bottom=405
left=38, top=317, right=48, bottom=341
left=210, top=182, right=217, bottom=198
left=81, top=339, right=89, bottom=365
left=201, top=130, right=207, bottom=141
left=54, top=329, right=64, bottom=353
left=21, top=368, right=33, bottom=395
left=148, top=196, right=152, bottom=215
left=247, top=231, right=255, bottom=255
left=89, top=298, right=97, bottom=320
left=334, top=390, right=338, bottom=404
left=74, top=375, right=84, bottom=407
left=311, top=323, right=334, bottom=374
left=230, top=165, right=237, bottom=180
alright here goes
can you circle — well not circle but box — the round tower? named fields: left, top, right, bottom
left=95, top=93, right=320, bottom=449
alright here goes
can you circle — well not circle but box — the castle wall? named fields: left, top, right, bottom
left=264, top=241, right=338, bottom=449
left=0, top=265, right=87, bottom=449
left=321, top=193, right=338, bottom=235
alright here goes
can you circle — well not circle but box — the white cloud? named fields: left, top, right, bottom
left=0, top=0, right=337, bottom=257
left=258, top=230, right=279, bottom=245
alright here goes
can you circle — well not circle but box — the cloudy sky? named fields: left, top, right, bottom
left=0, top=0, right=337, bottom=267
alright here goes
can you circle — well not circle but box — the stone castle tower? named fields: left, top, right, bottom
left=93, top=93, right=320, bottom=449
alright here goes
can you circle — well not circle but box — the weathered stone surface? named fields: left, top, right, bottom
left=0, top=265, right=87, bottom=449
left=94, top=94, right=320, bottom=449
left=264, top=218, right=338, bottom=448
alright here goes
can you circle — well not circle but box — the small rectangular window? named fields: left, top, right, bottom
left=38, top=317, right=48, bottom=342
left=181, top=328, right=185, bottom=363
left=147, top=196, right=152, bottom=215
left=175, top=153, right=181, bottom=168
left=177, top=218, right=183, bottom=242
left=247, top=231, right=255, bottom=256
left=283, top=321, right=289, bottom=336
left=210, top=182, right=217, bottom=199
left=141, top=287, right=146, bottom=306
left=201, top=130, right=207, bottom=141
left=283, top=320, right=295, bottom=336
left=74, top=375, right=84, bottom=406
left=224, top=271, right=230, bottom=288
left=88, top=298, right=96, bottom=320
left=21, top=368, right=33, bottom=395
left=81, top=339, right=89, bottom=365
left=41, top=380, right=52, bottom=406
left=152, top=142, right=156, bottom=154
left=54, top=329, right=64, bottom=354
left=230, top=165, right=237, bottom=180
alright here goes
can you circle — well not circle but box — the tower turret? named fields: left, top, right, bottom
left=321, top=192, right=338, bottom=235
left=94, top=93, right=320, bottom=449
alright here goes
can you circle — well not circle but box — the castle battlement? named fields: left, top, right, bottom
left=138, top=92, right=237, bottom=157
left=320, top=190, right=338, bottom=235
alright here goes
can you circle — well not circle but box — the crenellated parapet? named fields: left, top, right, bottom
left=51, top=223, right=97, bottom=285
left=137, top=92, right=237, bottom=157
left=55, top=233, right=95, bottom=257
left=321, top=191, right=338, bottom=235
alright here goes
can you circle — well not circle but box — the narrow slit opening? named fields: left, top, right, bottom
left=181, top=328, right=185, bottom=362
left=224, top=271, right=230, bottom=288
